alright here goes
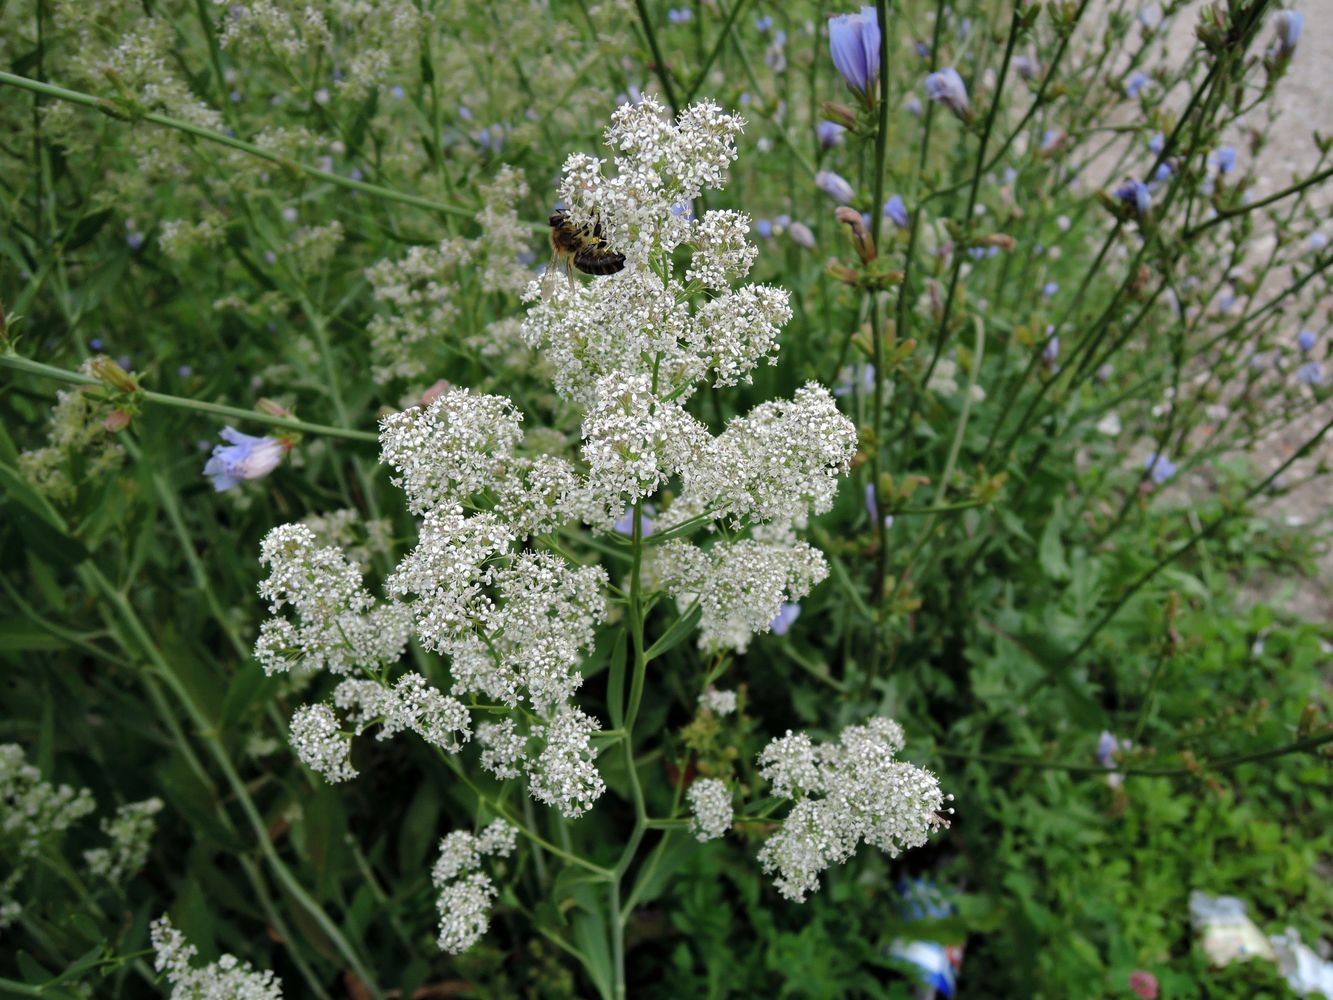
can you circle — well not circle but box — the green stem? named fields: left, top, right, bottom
left=83, top=566, right=384, bottom=998
left=0, top=354, right=378, bottom=442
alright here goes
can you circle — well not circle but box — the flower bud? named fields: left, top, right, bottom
left=789, top=222, right=816, bottom=250
left=925, top=68, right=971, bottom=122
left=103, top=409, right=132, bottom=433
left=819, top=101, right=858, bottom=130
left=256, top=398, right=294, bottom=419
left=834, top=206, right=876, bottom=263
left=88, top=354, right=138, bottom=393
left=815, top=169, right=855, bottom=203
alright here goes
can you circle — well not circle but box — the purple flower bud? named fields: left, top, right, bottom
left=178, top=365, right=193, bottom=378
left=1043, top=335, right=1060, bottom=364
left=828, top=7, right=880, bottom=98
left=755, top=218, right=774, bottom=238
left=1043, top=282, right=1059, bottom=298
left=1014, top=54, right=1039, bottom=80
left=390, top=85, right=405, bottom=99
left=816, top=169, right=855, bottom=203
left=914, top=41, right=930, bottom=59
left=788, top=222, right=816, bottom=249
left=770, top=602, right=802, bottom=636
left=1297, top=361, right=1324, bottom=386
left=884, top=194, right=909, bottom=229
left=668, top=7, right=692, bottom=23
left=865, top=482, right=879, bottom=523
left=1148, top=132, right=1164, bottom=154
left=755, top=14, right=773, bottom=33
left=1125, top=72, right=1149, bottom=98
left=924, top=68, right=970, bottom=120
left=1310, top=233, right=1328, bottom=252
left=817, top=120, right=847, bottom=149
left=1143, top=452, right=1177, bottom=485
left=1297, top=330, right=1317, bottom=353
left=1214, top=146, right=1236, bottom=175
left=905, top=94, right=923, bottom=116
left=1274, top=10, right=1302, bottom=57
left=126, top=232, right=145, bottom=251
left=203, top=428, right=289, bottom=491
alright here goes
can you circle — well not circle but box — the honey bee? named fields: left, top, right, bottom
left=543, top=209, right=625, bottom=296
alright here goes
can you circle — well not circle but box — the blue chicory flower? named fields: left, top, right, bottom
left=884, top=194, right=910, bottom=229
left=1274, top=10, right=1302, bottom=57
left=1115, top=179, right=1152, bottom=218
left=1309, top=233, right=1328, bottom=252
left=828, top=7, right=880, bottom=97
left=755, top=14, right=774, bottom=33
left=613, top=506, right=656, bottom=537
left=1296, top=361, right=1324, bottom=386
left=1125, top=71, right=1149, bottom=97
left=1143, top=452, right=1177, bottom=485
left=770, top=603, right=802, bottom=636
left=1297, top=330, right=1317, bottom=353
left=904, top=94, right=923, bottom=116
left=1043, top=282, right=1059, bottom=298
left=668, top=7, right=692, bottom=24
left=755, top=218, right=774, bottom=239
left=1214, top=146, right=1236, bottom=175
left=816, top=169, right=855, bottom=202
left=924, top=67, right=970, bottom=120
left=817, top=120, right=847, bottom=149
left=203, top=428, right=290, bottom=491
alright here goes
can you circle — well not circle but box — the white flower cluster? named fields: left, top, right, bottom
left=151, top=915, right=283, bottom=1000
left=84, top=797, right=164, bottom=885
left=364, top=165, right=534, bottom=384
left=756, top=719, right=952, bottom=902
left=686, top=778, right=734, bottom=842
left=0, top=743, right=96, bottom=928
left=698, top=687, right=738, bottom=715
left=255, top=524, right=412, bottom=676
left=519, top=98, right=856, bottom=651
left=652, top=538, right=829, bottom=653
left=431, top=820, right=518, bottom=954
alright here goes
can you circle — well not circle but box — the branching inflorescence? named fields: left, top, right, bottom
left=253, top=96, right=947, bottom=956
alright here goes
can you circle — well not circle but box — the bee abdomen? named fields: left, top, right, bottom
left=573, top=248, right=626, bottom=275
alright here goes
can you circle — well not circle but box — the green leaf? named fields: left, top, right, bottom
left=644, top=604, right=702, bottom=662
left=1038, top=503, right=1070, bottom=582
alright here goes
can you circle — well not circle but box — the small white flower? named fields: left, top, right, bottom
left=151, top=915, right=283, bottom=999
left=289, top=704, right=357, bottom=783
left=687, top=778, right=734, bottom=841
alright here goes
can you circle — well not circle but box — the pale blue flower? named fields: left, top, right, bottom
left=925, top=68, right=969, bottom=119
left=755, top=14, right=774, bottom=32
left=1309, top=233, right=1328, bottom=252
left=770, top=603, right=802, bottom=636
left=817, top=120, right=847, bottom=149
left=829, top=7, right=880, bottom=97
left=1043, top=282, right=1059, bottom=298
left=1298, top=330, right=1317, bottom=353
left=865, top=482, right=879, bottom=523
left=816, top=169, right=855, bottom=202
left=613, top=506, right=656, bottom=537
left=1143, top=453, right=1177, bottom=485
left=204, top=428, right=289, bottom=491
left=668, top=7, right=692, bottom=24
left=1125, top=71, right=1149, bottom=97
left=1274, top=10, right=1302, bottom=56
left=1115, top=179, right=1152, bottom=218
left=1213, top=146, right=1236, bottom=175
left=755, top=218, right=774, bottom=238
left=789, top=222, right=816, bottom=249
left=1148, top=132, right=1164, bottom=154
left=884, top=194, right=909, bottom=229
left=834, top=364, right=876, bottom=397
left=1297, top=361, right=1324, bottom=386
left=905, top=94, right=923, bottom=116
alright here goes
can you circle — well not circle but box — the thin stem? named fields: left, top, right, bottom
left=0, top=354, right=379, bottom=442
left=633, top=0, right=680, bottom=115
